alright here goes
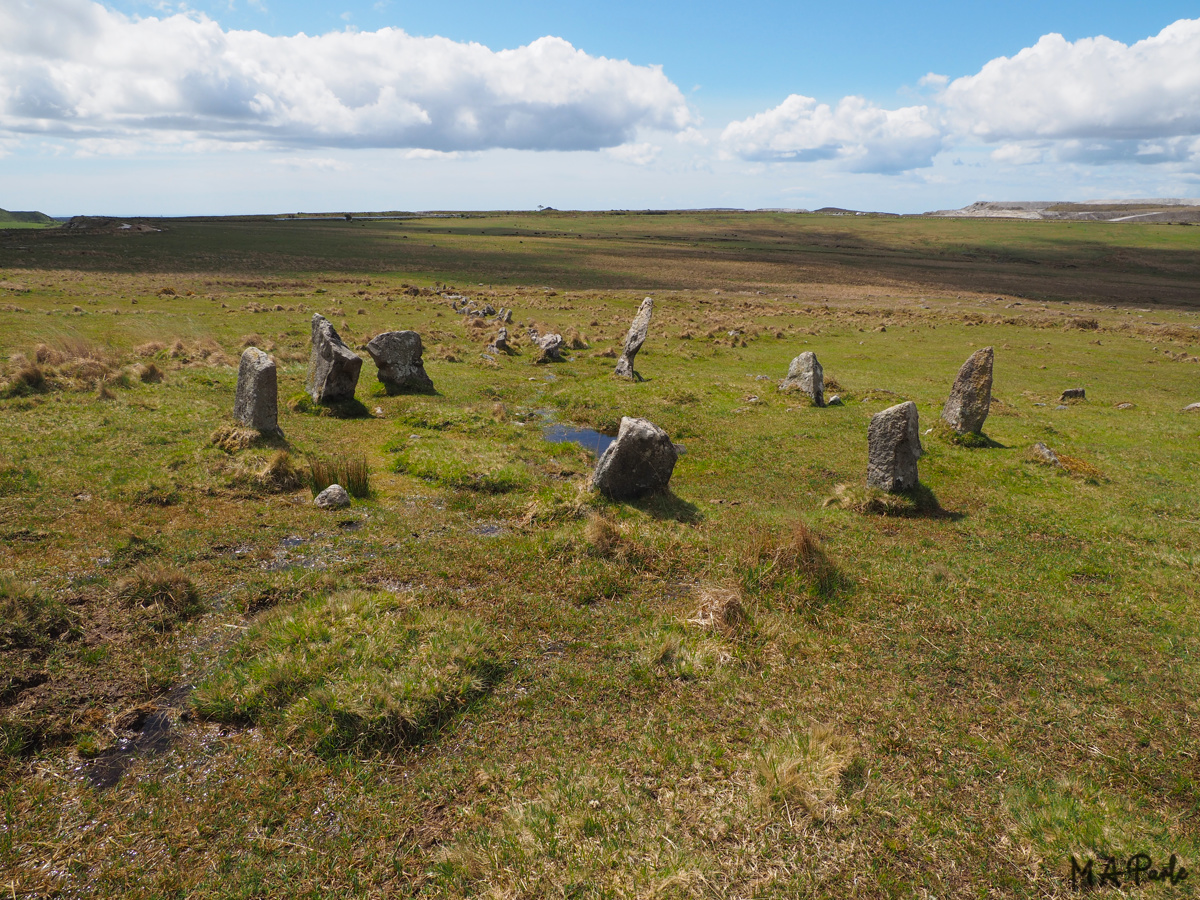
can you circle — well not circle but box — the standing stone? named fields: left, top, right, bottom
left=941, top=346, right=994, bottom=434
left=306, top=314, right=362, bottom=403
left=779, top=351, right=825, bottom=406
left=867, top=401, right=923, bottom=492
left=614, top=297, right=653, bottom=380
left=488, top=327, right=510, bottom=354
left=535, top=333, right=564, bottom=363
left=366, top=330, right=434, bottom=394
left=233, top=347, right=279, bottom=433
left=592, top=417, right=678, bottom=500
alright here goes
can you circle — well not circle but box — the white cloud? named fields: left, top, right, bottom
left=720, top=94, right=942, bottom=173
left=270, top=156, right=351, bottom=172
left=942, top=19, right=1200, bottom=143
left=722, top=18, right=1200, bottom=176
left=605, top=142, right=661, bottom=165
left=0, top=0, right=693, bottom=152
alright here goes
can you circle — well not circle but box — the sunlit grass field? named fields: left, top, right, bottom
left=1, top=211, right=1198, bottom=897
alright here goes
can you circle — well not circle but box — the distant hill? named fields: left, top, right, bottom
left=0, top=208, right=56, bottom=227
left=924, top=199, right=1200, bottom=224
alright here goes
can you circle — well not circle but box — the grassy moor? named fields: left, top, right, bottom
left=1, top=211, right=1199, bottom=898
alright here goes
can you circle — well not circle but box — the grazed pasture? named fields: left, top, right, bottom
left=1, top=211, right=1198, bottom=898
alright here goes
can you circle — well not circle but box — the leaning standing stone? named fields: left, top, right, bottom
left=867, top=401, right=922, bottom=492
left=614, top=297, right=653, bottom=380
left=233, top=347, right=279, bottom=433
left=307, top=314, right=362, bottom=403
left=592, top=417, right=678, bottom=500
left=366, top=331, right=434, bottom=394
left=941, top=346, right=994, bottom=434
left=779, top=351, right=825, bottom=406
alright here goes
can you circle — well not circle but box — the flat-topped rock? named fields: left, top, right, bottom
left=592, top=417, right=678, bottom=500
left=307, top=314, right=362, bottom=403
left=366, top=330, right=434, bottom=394
left=779, top=351, right=824, bottom=406
left=867, top=401, right=922, bottom=492
left=614, top=297, right=653, bottom=381
left=941, top=347, right=993, bottom=434
left=233, top=346, right=279, bottom=433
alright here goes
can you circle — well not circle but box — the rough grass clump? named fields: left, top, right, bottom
left=234, top=450, right=304, bottom=494
left=933, top=420, right=996, bottom=449
left=637, top=625, right=729, bottom=681
left=1, top=364, right=47, bottom=398
left=1056, top=453, right=1106, bottom=483
left=116, top=564, right=202, bottom=629
left=824, top=482, right=944, bottom=517
left=192, top=591, right=505, bottom=755
left=753, top=725, right=856, bottom=822
left=211, top=424, right=259, bottom=454
left=287, top=392, right=370, bottom=419
left=740, top=520, right=838, bottom=598
left=308, top=453, right=370, bottom=498
left=0, top=578, right=79, bottom=652
left=583, top=512, right=623, bottom=558
left=687, top=585, right=747, bottom=635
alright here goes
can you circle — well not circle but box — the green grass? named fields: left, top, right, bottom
left=0, top=211, right=1197, bottom=897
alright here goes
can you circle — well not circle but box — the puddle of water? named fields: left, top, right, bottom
left=86, top=710, right=175, bottom=789
left=543, top=423, right=615, bottom=456
left=338, top=519, right=365, bottom=532
left=280, top=535, right=307, bottom=548
left=471, top=524, right=504, bottom=537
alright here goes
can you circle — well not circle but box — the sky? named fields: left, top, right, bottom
left=1, top=0, right=1199, bottom=215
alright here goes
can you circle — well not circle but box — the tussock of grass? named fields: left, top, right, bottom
left=687, top=585, right=747, bottom=635
left=518, top=480, right=594, bottom=525
left=1, top=364, right=47, bottom=398
left=1056, top=452, right=1106, bottom=483
left=210, top=424, right=259, bottom=453
left=740, top=520, right=837, bottom=598
left=824, top=482, right=943, bottom=517
left=753, top=725, right=856, bottom=823
left=637, top=625, right=730, bottom=681
left=308, top=452, right=370, bottom=498
left=287, top=392, right=370, bottom=419
left=583, top=512, right=623, bottom=558
left=116, top=563, right=202, bottom=629
left=934, top=420, right=995, bottom=448
left=192, top=590, right=505, bottom=755
left=233, top=450, right=304, bottom=494
left=0, top=578, right=79, bottom=652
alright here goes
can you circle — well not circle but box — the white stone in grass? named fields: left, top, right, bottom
left=314, top=484, right=351, bottom=509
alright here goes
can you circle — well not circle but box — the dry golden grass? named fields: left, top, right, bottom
left=753, top=725, right=856, bottom=823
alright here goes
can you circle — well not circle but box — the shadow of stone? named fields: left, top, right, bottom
left=629, top=489, right=703, bottom=524
left=885, top=484, right=964, bottom=521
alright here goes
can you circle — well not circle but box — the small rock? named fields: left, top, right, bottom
left=779, top=351, right=825, bottom=407
left=307, top=314, right=362, bottom=403
left=941, top=346, right=993, bottom=435
left=827, top=394, right=843, bottom=406
left=867, top=401, right=922, bottom=493
left=1183, top=402, right=1200, bottom=413
left=233, top=346, right=280, bottom=433
left=1055, top=405, right=1068, bottom=410
left=366, top=330, right=434, bottom=394
left=615, top=297, right=653, bottom=380
left=1060, top=388, right=1086, bottom=401
left=1029, top=442, right=1060, bottom=466
left=314, top=484, right=351, bottom=509
left=592, top=417, right=678, bottom=500
left=488, top=327, right=510, bottom=354
left=1115, top=402, right=1135, bottom=410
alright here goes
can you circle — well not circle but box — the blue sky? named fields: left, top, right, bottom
left=2, top=0, right=1199, bottom=215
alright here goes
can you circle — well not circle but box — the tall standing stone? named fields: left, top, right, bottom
left=779, top=351, right=825, bottom=406
left=366, top=331, right=434, bottom=394
left=614, top=297, right=653, bottom=380
left=592, top=417, right=678, bottom=500
left=941, top=346, right=994, bottom=434
left=306, top=314, right=362, bottom=403
left=867, top=401, right=922, bottom=492
left=233, top=347, right=279, bottom=433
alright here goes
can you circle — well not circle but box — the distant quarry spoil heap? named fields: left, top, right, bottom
left=366, top=330, right=434, bottom=394
left=868, top=401, right=923, bottom=492
left=592, top=417, right=678, bottom=500
left=307, top=313, right=362, bottom=403
left=941, top=347, right=993, bottom=435
left=779, top=350, right=825, bottom=407
left=614, top=297, right=653, bottom=381
left=233, top=346, right=280, bottom=434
